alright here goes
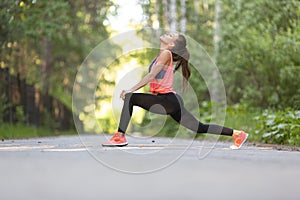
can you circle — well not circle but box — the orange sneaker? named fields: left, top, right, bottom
left=230, top=131, right=248, bottom=149
left=102, top=132, right=128, bottom=147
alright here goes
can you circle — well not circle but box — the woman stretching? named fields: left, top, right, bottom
left=102, top=33, right=248, bottom=149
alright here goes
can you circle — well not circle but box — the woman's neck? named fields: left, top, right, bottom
left=159, top=43, right=169, bottom=52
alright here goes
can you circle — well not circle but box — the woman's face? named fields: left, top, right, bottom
left=160, top=33, right=179, bottom=47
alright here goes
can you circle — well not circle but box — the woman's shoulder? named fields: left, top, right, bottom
left=157, top=50, right=172, bottom=60
left=155, top=50, right=172, bottom=67
left=160, top=49, right=172, bottom=55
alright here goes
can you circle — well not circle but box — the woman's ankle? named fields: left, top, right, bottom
left=233, top=130, right=242, bottom=136
left=117, top=132, right=125, bottom=136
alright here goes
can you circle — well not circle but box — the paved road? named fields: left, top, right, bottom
left=0, top=134, right=299, bottom=200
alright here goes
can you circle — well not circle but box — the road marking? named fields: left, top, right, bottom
left=42, top=148, right=87, bottom=152
left=0, top=145, right=87, bottom=152
left=102, top=145, right=228, bottom=150
left=101, top=145, right=273, bottom=151
left=0, top=145, right=55, bottom=151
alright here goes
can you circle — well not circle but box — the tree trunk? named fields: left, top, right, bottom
left=194, top=0, right=200, bottom=17
left=212, top=0, right=222, bottom=103
left=154, top=0, right=162, bottom=36
left=213, top=0, right=221, bottom=62
left=41, top=38, right=53, bottom=113
left=180, top=0, right=186, bottom=34
left=237, top=0, right=241, bottom=10
left=169, top=0, right=177, bottom=33
left=162, top=0, right=170, bottom=30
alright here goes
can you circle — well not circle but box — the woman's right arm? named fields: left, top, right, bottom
left=120, top=50, right=171, bottom=99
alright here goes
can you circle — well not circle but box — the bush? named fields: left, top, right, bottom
left=254, top=109, right=300, bottom=146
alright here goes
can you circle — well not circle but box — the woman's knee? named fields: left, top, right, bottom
left=124, top=93, right=134, bottom=101
left=123, top=93, right=134, bottom=106
left=124, top=93, right=141, bottom=105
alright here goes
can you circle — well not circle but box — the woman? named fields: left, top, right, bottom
left=102, top=33, right=248, bottom=149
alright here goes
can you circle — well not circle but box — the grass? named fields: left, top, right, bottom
left=0, top=123, right=77, bottom=140
left=192, top=103, right=260, bottom=143
left=223, top=105, right=261, bottom=142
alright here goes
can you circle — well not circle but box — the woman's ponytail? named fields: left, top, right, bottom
left=171, top=34, right=191, bottom=92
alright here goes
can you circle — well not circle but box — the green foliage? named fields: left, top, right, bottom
left=1, top=0, right=116, bottom=131
left=219, top=0, right=300, bottom=108
left=15, top=106, right=25, bottom=124
left=255, top=109, right=300, bottom=146
left=22, top=0, right=71, bottom=40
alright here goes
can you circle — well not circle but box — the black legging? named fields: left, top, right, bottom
left=118, top=92, right=233, bottom=136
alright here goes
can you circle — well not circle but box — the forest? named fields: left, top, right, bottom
left=0, top=0, right=299, bottom=145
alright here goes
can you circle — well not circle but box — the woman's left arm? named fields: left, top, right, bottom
left=120, top=50, right=171, bottom=99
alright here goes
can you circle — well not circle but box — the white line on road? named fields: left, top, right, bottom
left=42, top=148, right=87, bottom=152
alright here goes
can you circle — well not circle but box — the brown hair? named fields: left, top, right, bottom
left=171, top=34, right=191, bottom=92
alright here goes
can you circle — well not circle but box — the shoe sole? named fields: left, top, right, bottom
left=230, top=134, right=248, bottom=150
left=102, top=142, right=128, bottom=147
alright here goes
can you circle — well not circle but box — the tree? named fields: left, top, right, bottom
left=219, top=0, right=300, bottom=108
left=0, top=0, right=117, bottom=129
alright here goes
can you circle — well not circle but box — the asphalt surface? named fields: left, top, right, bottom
left=1, top=134, right=299, bottom=200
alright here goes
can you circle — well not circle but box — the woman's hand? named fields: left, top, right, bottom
left=120, top=90, right=131, bottom=100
